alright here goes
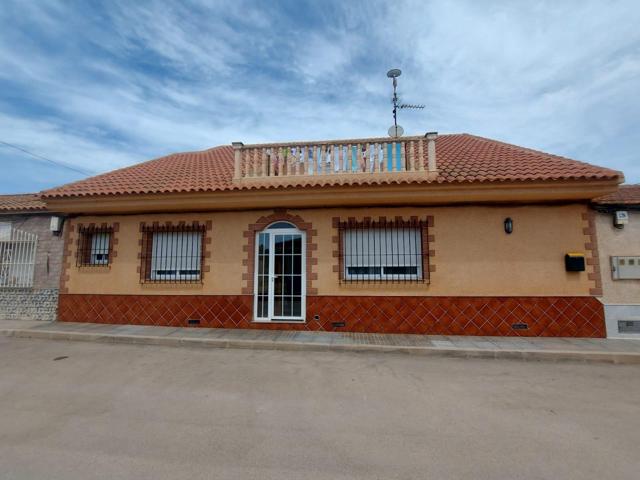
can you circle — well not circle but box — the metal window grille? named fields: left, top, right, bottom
left=0, top=224, right=38, bottom=288
left=338, top=219, right=428, bottom=283
left=76, top=226, right=113, bottom=267
left=139, top=223, right=206, bottom=284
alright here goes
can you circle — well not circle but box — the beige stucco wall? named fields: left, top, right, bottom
left=63, top=204, right=593, bottom=297
left=596, top=210, right=640, bottom=304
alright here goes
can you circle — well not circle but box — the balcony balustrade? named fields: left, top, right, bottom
left=233, top=134, right=437, bottom=184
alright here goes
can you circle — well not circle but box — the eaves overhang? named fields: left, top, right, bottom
left=43, top=179, right=622, bottom=215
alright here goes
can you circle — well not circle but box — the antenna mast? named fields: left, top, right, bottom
left=386, top=68, right=425, bottom=138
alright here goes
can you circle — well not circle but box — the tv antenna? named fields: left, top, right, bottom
left=386, top=68, right=424, bottom=137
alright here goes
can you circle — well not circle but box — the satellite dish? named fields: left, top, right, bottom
left=388, top=125, right=404, bottom=138
left=387, top=69, right=402, bottom=78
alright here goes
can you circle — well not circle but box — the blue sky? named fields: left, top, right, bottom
left=1, top=0, right=639, bottom=193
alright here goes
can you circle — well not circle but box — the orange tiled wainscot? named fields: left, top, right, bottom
left=58, top=294, right=605, bottom=337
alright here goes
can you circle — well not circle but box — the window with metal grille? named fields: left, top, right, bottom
left=139, top=224, right=206, bottom=283
left=76, top=226, right=113, bottom=267
left=338, top=219, right=428, bottom=283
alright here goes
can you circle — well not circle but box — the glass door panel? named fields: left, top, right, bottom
left=255, top=233, right=270, bottom=320
left=272, top=233, right=303, bottom=320
left=254, top=229, right=305, bottom=322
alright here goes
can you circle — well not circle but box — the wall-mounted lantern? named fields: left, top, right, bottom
left=504, top=217, right=513, bottom=234
left=614, top=211, right=628, bottom=229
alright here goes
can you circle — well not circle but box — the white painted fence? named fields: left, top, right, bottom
left=0, top=224, right=37, bottom=288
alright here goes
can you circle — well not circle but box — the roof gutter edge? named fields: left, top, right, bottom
left=42, top=179, right=621, bottom=215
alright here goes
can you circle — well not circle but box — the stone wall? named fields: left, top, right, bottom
left=0, top=213, right=65, bottom=321
left=0, top=288, right=58, bottom=321
left=1, top=214, right=65, bottom=289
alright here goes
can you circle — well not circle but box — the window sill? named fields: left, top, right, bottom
left=253, top=318, right=306, bottom=324
left=339, top=279, right=428, bottom=284
left=139, top=282, right=204, bottom=290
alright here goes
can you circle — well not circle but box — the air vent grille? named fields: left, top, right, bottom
left=618, top=320, right=640, bottom=334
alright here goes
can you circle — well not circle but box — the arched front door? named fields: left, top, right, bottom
left=254, top=222, right=306, bottom=322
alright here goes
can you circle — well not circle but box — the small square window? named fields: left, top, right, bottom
left=77, top=226, right=113, bottom=266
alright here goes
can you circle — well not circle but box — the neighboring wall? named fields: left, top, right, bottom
left=0, top=214, right=64, bottom=321
left=62, top=204, right=594, bottom=297
left=596, top=210, right=640, bottom=304
left=595, top=210, right=640, bottom=338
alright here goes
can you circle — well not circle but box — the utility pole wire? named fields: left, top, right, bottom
left=0, top=140, right=93, bottom=176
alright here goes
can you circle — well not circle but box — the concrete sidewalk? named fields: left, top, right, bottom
left=1, top=320, right=640, bottom=364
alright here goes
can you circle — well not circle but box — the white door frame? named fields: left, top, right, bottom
left=253, top=224, right=306, bottom=323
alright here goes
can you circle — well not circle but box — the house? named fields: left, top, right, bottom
left=592, top=185, right=640, bottom=338
left=41, top=133, right=623, bottom=337
left=0, top=194, right=65, bottom=321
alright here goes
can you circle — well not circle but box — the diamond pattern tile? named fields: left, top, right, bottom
left=58, top=294, right=606, bottom=337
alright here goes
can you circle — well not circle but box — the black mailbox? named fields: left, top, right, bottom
left=565, top=253, right=586, bottom=272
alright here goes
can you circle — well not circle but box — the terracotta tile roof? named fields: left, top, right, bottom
left=0, top=193, right=47, bottom=212
left=41, top=134, right=622, bottom=198
left=592, top=185, right=640, bottom=205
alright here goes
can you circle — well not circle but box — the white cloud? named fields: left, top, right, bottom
left=293, top=31, right=362, bottom=84
left=0, top=0, right=639, bottom=193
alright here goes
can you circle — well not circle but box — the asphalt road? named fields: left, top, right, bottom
left=0, top=336, right=638, bottom=480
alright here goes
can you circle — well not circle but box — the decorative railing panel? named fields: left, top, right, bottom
left=233, top=135, right=437, bottom=182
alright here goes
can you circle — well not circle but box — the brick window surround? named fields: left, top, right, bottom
left=332, top=215, right=435, bottom=282
left=61, top=221, right=120, bottom=294
left=137, top=220, right=212, bottom=283
left=242, top=209, right=318, bottom=295
left=582, top=211, right=602, bottom=296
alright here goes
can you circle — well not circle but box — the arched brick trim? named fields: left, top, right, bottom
left=242, top=209, right=317, bottom=295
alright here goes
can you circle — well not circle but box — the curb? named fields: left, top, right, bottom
left=2, top=328, right=640, bottom=364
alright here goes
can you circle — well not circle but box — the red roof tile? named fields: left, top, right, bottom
left=41, top=134, right=622, bottom=198
left=0, top=194, right=47, bottom=212
left=592, top=185, right=640, bottom=205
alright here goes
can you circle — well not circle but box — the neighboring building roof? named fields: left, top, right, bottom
left=592, top=185, right=640, bottom=206
left=41, top=134, right=622, bottom=198
left=0, top=193, right=47, bottom=212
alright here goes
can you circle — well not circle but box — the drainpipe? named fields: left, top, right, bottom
left=425, top=132, right=438, bottom=172
left=232, top=142, right=244, bottom=179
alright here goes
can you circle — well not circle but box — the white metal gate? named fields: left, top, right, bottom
left=0, top=225, right=37, bottom=288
